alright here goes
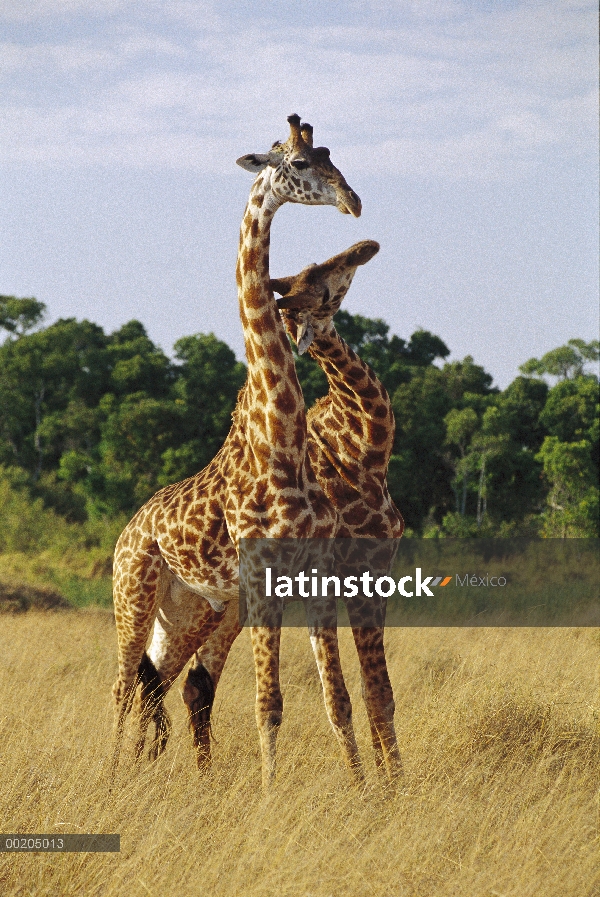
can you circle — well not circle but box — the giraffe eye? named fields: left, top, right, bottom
left=291, top=159, right=310, bottom=170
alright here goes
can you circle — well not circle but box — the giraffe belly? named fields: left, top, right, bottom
left=147, top=574, right=232, bottom=682
left=155, top=538, right=239, bottom=603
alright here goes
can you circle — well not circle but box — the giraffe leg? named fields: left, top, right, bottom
left=352, top=627, right=403, bottom=784
left=182, top=598, right=242, bottom=768
left=111, top=541, right=166, bottom=778
left=250, top=626, right=283, bottom=790
left=310, top=628, right=365, bottom=786
left=360, top=670, right=386, bottom=776
left=141, top=585, right=228, bottom=764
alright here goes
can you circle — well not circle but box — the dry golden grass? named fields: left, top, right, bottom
left=0, top=612, right=598, bottom=897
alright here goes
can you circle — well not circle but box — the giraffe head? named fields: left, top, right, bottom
left=236, top=114, right=361, bottom=217
left=271, top=240, right=380, bottom=354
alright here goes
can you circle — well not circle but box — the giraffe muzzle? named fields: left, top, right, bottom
left=296, top=317, right=315, bottom=355
left=336, top=187, right=362, bottom=217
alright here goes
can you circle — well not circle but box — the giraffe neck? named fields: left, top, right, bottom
left=236, top=170, right=305, bottom=450
left=307, top=325, right=395, bottom=480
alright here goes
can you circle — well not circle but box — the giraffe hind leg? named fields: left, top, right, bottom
left=111, top=540, right=166, bottom=777
left=182, top=598, right=243, bottom=767
left=361, top=673, right=386, bottom=773
left=310, top=628, right=365, bottom=787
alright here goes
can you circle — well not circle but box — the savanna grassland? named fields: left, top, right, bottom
left=0, top=612, right=598, bottom=897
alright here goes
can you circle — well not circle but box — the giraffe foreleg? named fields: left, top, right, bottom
left=250, top=626, right=283, bottom=790
left=309, top=628, right=365, bottom=786
left=352, top=627, right=403, bottom=784
left=111, top=673, right=139, bottom=781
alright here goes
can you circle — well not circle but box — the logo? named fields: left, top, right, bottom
left=265, top=568, right=453, bottom=599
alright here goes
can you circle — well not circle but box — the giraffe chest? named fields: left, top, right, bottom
left=219, top=425, right=327, bottom=534
left=225, top=476, right=307, bottom=540
left=337, top=498, right=404, bottom=538
left=223, top=462, right=338, bottom=542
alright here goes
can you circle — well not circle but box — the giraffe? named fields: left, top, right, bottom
left=278, top=238, right=405, bottom=780
left=183, top=238, right=404, bottom=783
left=111, top=114, right=366, bottom=789
left=135, top=237, right=404, bottom=779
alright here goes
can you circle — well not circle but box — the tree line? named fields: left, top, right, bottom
left=0, top=294, right=598, bottom=539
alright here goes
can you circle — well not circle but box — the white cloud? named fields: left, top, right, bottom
left=0, top=2, right=596, bottom=177
left=0, top=31, right=185, bottom=77
left=0, top=0, right=124, bottom=23
left=0, top=41, right=116, bottom=74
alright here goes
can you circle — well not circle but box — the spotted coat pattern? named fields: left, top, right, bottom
left=185, top=242, right=405, bottom=782
left=111, top=115, right=365, bottom=788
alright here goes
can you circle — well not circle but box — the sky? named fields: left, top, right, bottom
left=1, top=0, right=598, bottom=388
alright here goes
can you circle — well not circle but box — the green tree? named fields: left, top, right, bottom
left=0, top=318, right=110, bottom=477
left=520, top=339, right=599, bottom=380
left=468, top=407, right=510, bottom=528
left=470, top=377, right=549, bottom=528
left=159, top=333, right=247, bottom=483
left=535, top=437, right=599, bottom=536
left=444, top=407, right=479, bottom=517
left=388, top=354, right=497, bottom=532
left=0, top=295, right=46, bottom=336
left=388, top=367, right=453, bottom=530
left=90, top=393, right=183, bottom=514
left=539, top=376, right=599, bottom=452
left=1, top=295, right=596, bottom=542
left=493, top=376, right=548, bottom=451
left=107, top=320, right=174, bottom=399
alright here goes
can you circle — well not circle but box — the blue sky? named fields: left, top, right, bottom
left=1, top=0, right=597, bottom=386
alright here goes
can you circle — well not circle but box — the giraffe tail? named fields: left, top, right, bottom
left=137, top=653, right=172, bottom=762
left=183, top=663, right=216, bottom=768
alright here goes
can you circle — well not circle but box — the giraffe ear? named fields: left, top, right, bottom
left=276, top=291, right=319, bottom=311
left=270, top=276, right=294, bottom=296
left=236, top=153, right=271, bottom=173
